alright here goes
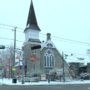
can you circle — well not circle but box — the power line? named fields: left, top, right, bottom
left=0, top=27, right=12, bottom=31
left=52, top=35, right=90, bottom=46
left=40, top=33, right=90, bottom=46
left=0, top=27, right=24, bottom=34
left=0, top=30, right=89, bottom=46
left=0, top=23, right=24, bottom=32
left=0, top=23, right=90, bottom=46
left=0, top=45, right=22, bottom=51
left=0, top=23, right=14, bottom=28
left=0, top=37, right=24, bottom=43
left=0, top=37, right=13, bottom=41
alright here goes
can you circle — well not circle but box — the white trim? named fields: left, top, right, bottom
left=25, top=28, right=40, bottom=42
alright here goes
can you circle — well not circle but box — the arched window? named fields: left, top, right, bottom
left=47, top=43, right=53, bottom=48
left=44, top=49, right=54, bottom=68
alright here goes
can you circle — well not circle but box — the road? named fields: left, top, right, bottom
left=0, top=84, right=90, bottom=90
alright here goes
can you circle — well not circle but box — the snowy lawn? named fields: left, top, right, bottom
left=0, top=78, right=90, bottom=85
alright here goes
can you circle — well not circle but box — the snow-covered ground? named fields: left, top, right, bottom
left=0, top=78, right=90, bottom=85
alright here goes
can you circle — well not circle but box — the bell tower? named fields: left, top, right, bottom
left=23, top=0, right=41, bottom=76
left=24, top=0, right=41, bottom=43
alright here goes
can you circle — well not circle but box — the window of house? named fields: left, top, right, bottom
left=44, top=49, right=54, bottom=68
left=47, top=43, right=53, bottom=48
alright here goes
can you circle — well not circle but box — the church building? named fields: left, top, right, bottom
left=23, top=0, right=72, bottom=80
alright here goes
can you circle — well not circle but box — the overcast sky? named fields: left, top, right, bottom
left=0, top=0, right=90, bottom=56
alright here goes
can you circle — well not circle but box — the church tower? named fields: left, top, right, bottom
left=23, top=0, right=41, bottom=76
left=24, top=0, right=41, bottom=43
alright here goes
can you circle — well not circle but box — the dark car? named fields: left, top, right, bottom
left=80, top=73, right=90, bottom=80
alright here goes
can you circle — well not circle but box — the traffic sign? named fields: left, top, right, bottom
left=31, top=45, right=41, bottom=50
left=0, top=45, right=5, bottom=49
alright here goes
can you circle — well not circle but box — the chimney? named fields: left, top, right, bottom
left=47, top=33, right=51, bottom=41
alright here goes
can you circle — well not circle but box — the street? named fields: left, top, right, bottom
left=0, top=84, right=90, bottom=90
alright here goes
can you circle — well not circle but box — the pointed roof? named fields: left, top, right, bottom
left=25, top=0, right=40, bottom=31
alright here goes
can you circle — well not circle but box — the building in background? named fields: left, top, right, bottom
left=65, top=54, right=90, bottom=79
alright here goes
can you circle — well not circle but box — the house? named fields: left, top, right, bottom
left=65, top=54, right=90, bottom=79
left=23, top=0, right=72, bottom=80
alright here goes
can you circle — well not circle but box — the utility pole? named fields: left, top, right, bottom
left=62, top=52, right=65, bottom=82
left=12, top=27, right=17, bottom=78
left=14, top=27, right=17, bottom=66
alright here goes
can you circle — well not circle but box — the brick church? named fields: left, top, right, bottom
left=23, top=0, right=71, bottom=80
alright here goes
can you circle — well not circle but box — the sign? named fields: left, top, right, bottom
left=12, top=67, right=16, bottom=72
left=31, top=45, right=41, bottom=50
left=30, top=55, right=39, bottom=61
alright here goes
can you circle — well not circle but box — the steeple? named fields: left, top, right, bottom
left=25, top=0, right=40, bottom=31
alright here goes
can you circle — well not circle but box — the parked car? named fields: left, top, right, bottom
left=30, top=73, right=41, bottom=82
left=18, top=74, right=41, bottom=82
left=80, top=73, right=90, bottom=80
left=30, top=76, right=40, bottom=82
left=18, top=76, right=30, bottom=82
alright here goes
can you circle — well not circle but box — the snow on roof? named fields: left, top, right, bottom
left=65, top=55, right=90, bottom=64
left=41, top=40, right=56, bottom=49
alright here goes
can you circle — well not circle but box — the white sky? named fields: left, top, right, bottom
left=0, top=0, right=90, bottom=56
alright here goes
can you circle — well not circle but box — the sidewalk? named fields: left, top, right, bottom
left=0, top=78, right=90, bottom=85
